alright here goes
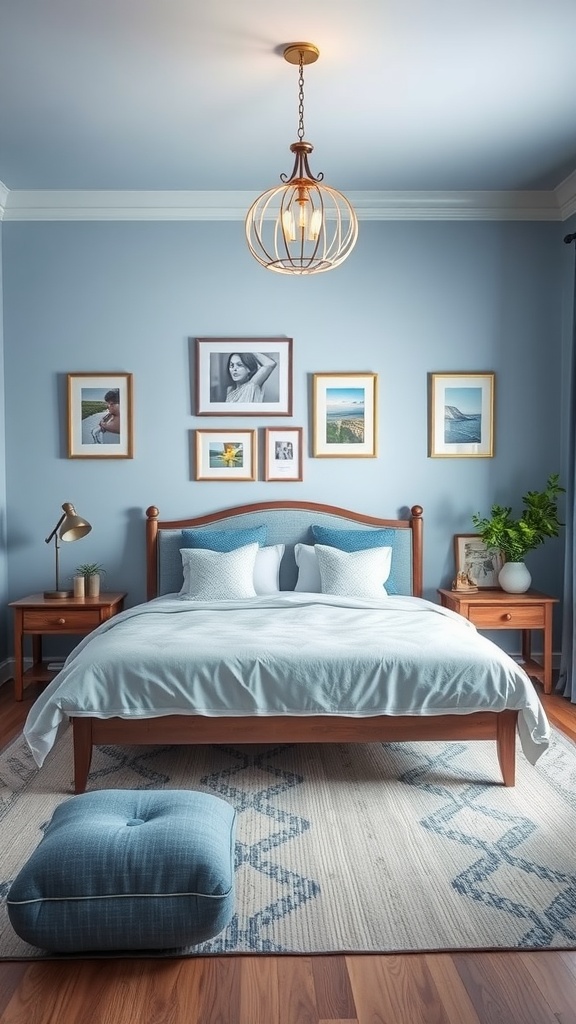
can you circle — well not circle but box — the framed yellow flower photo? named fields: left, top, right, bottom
left=194, top=429, right=256, bottom=481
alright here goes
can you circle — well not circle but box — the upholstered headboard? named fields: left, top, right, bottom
left=145, top=501, right=423, bottom=600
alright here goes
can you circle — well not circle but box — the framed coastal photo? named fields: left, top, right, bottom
left=312, top=373, right=377, bottom=458
left=67, top=373, right=133, bottom=459
left=195, top=337, right=293, bottom=416
left=195, top=429, right=256, bottom=481
left=429, top=372, right=495, bottom=458
left=264, top=427, right=303, bottom=482
left=454, top=534, right=504, bottom=588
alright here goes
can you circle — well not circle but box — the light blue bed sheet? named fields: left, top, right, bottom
left=23, top=593, right=550, bottom=768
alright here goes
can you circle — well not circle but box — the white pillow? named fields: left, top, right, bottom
left=254, top=544, right=285, bottom=595
left=315, top=544, right=392, bottom=599
left=294, top=543, right=322, bottom=592
left=179, top=543, right=259, bottom=601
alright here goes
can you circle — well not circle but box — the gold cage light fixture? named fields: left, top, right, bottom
left=245, top=43, right=358, bottom=275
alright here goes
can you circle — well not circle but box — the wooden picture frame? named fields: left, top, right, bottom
left=194, top=429, right=257, bottom=481
left=264, top=427, right=303, bottom=482
left=312, top=373, right=378, bottom=458
left=454, top=534, right=504, bottom=589
left=67, top=373, right=133, bottom=459
left=195, top=338, right=293, bottom=416
left=429, top=372, right=495, bottom=458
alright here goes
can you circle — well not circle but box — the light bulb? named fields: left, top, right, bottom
left=281, top=209, right=296, bottom=241
left=309, top=208, right=322, bottom=241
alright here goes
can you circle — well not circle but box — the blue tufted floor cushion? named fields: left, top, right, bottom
left=7, top=789, right=236, bottom=953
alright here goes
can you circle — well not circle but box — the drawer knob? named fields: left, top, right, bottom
left=57, top=617, right=66, bottom=625
left=504, top=613, right=512, bottom=621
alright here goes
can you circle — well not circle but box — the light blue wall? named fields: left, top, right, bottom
left=0, top=224, right=7, bottom=663
left=1, top=218, right=565, bottom=654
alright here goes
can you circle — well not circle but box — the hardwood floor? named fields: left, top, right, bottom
left=1, top=680, right=575, bottom=1024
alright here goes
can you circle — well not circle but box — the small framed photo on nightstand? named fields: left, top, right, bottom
left=454, top=534, right=504, bottom=588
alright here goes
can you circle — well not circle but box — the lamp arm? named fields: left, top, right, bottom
left=45, top=513, right=66, bottom=545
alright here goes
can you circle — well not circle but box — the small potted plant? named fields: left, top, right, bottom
left=75, top=562, right=107, bottom=598
left=471, top=473, right=564, bottom=593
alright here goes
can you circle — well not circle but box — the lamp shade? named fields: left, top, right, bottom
left=59, top=503, right=92, bottom=542
left=44, top=502, right=92, bottom=598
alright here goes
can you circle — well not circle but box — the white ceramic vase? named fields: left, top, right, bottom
left=498, top=561, right=532, bottom=594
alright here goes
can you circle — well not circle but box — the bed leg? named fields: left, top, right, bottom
left=496, top=711, right=517, bottom=786
left=72, top=718, right=93, bottom=794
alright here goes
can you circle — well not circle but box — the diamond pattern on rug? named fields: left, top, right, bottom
left=1, top=728, right=576, bottom=958
left=196, top=745, right=321, bottom=953
left=390, top=740, right=576, bottom=946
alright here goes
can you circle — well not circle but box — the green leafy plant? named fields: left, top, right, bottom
left=471, top=473, right=565, bottom=563
left=75, top=562, right=106, bottom=578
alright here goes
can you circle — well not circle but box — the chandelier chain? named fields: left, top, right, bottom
left=297, top=53, right=305, bottom=141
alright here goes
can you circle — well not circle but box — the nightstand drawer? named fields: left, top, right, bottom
left=22, top=609, right=103, bottom=632
left=467, top=605, right=545, bottom=629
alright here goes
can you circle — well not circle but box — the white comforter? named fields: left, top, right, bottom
left=24, top=593, right=550, bottom=767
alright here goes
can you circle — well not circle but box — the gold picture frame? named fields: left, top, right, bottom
left=194, top=429, right=257, bottom=481
left=67, top=373, right=134, bottom=459
left=312, top=373, right=378, bottom=458
left=429, top=372, right=495, bottom=458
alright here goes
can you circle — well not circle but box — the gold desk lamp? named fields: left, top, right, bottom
left=44, top=503, right=92, bottom=599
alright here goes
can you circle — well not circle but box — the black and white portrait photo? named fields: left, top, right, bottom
left=195, top=338, right=293, bottom=416
left=275, top=440, right=293, bottom=461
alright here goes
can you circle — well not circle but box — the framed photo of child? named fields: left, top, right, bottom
left=67, top=373, right=134, bottom=459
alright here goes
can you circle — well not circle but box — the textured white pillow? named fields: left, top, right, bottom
left=294, top=543, right=322, bottom=592
left=179, top=543, right=259, bottom=601
left=315, top=544, right=392, bottom=599
left=254, top=544, right=285, bottom=595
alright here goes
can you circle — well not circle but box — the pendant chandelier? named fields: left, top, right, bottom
left=245, top=43, right=358, bottom=276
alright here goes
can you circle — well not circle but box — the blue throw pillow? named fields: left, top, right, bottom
left=310, top=525, right=400, bottom=594
left=181, top=525, right=267, bottom=552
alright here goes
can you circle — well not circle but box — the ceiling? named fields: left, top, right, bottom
left=1, top=0, right=576, bottom=201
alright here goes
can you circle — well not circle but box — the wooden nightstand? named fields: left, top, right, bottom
left=9, top=592, right=127, bottom=701
left=437, top=588, right=558, bottom=694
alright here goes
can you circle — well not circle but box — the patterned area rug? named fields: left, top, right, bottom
left=1, top=725, right=575, bottom=958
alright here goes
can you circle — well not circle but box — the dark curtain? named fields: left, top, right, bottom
left=558, top=232, right=576, bottom=700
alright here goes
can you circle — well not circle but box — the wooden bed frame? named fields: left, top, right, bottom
left=70, top=500, right=518, bottom=793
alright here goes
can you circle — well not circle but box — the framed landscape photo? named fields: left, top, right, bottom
left=312, top=372, right=377, bottom=458
left=454, top=534, right=504, bottom=588
left=195, top=429, right=256, bottom=481
left=264, top=427, right=303, bottom=482
left=195, top=337, right=293, bottom=416
left=429, top=372, right=494, bottom=458
left=67, top=372, right=133, bottom=459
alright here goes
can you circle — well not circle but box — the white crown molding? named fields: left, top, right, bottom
left=0, top=181, right=8, bottom=220
left=0, top=185, right=572, bottom=222
left=556, top=169, right=576, bottom=221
